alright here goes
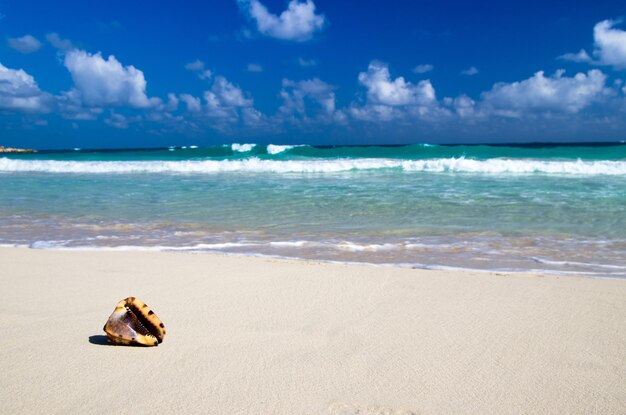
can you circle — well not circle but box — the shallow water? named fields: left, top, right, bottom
left=1, top=143, right=625, bottom=277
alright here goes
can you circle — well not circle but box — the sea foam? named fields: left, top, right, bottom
left=231, top=143, right=256, bottom=152
left=2, top=157, right=626, bottom=176
left=266, top=144, right=292, bottom=154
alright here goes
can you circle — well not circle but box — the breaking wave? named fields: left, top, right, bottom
left=2, top=157, right=626, bottom=176
left=266, top=144, right=298, bottom=154
left=231, top=143, right=256, bottom=152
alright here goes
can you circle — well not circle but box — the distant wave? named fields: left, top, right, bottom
left=230, top=143, right=296, bottom=154
left=2, top=157, right=626, bottom=175
left=266, top=144, right=298, bottom=154
left=231, top=143, right=256, bottom=152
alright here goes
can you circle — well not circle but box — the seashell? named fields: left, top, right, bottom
left=103, top=297, right=166, bottom=346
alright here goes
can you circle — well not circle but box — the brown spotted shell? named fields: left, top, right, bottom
left=103, top=297, right=166, bottom=346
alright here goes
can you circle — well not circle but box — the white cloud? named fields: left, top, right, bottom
left=560, top=20, right=626, bottom=70
left=358, top=61, right=436, bottom=106
left=46, top=33, right=73, bottom=51
left=450, top=95, right=476, bottom=118
left=64, top=50, right=152, bottom=108
left=175, top=76, right=256, bottom=123
left=481, top=69, right=608, bottom=116
left=279, top=78, right=336, bottom=118
left=241, top=107, right=266, bottom=127
left=461, top=66, right=479, bottom=76
left=147, top=93, right=180, bottom=113
left=7, top=35, right=42, bottom=54
left=164, top=93, right=179, bottom=112
left=350, top=61, right=445, bottom=122
left=413, top=64, right=434, bottom=74
left=179, top=93, right=202, bottom=112
left=558, top=49, right=592, bottom=63
left=0, top=62, right=53, bottom=113
left=247, top=63, right=263, bottom=72
left=185, top=59, right=212, bottom=80
left=592, top=19, right=626, bottom=69
left=178, top=75, right=268, bottom=129
left=238, top=0, right=326, bottom=42
left=205, top=76, right=252, bottom=118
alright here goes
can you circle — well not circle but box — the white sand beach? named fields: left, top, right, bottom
left=1, top=247, right=625, bottom=414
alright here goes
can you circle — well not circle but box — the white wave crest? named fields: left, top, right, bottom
left=2, top=157, right=626, bottom=175
left=231, top=143, right=256, bottom=152
left=266, top=144, right=295, bottom=155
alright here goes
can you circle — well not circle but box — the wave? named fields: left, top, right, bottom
left=2, top=156, right=626, bottom=175
left=266, top=144, right=298, bottom=155
left=231, top=143, right=256, bottom=152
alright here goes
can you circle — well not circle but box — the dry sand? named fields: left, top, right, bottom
left=1, top=247, right=625, bottom=414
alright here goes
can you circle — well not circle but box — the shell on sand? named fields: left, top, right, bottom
left=103, top=297, right=166, bottom=346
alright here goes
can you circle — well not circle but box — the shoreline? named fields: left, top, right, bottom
left=2, top=243, right=624, bottom=280
left=1, top=246, right=625, bottom=414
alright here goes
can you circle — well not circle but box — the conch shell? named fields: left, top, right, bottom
left=103, top=297, right=166, bottom=346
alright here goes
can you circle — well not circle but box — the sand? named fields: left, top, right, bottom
left=1, top=247, right=625, bottom=414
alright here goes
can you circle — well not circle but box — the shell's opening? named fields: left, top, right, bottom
left=126, top=302, right=161, bottom=343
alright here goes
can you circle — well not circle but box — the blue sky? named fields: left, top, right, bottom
left=1, top=0, right=626, bottom=148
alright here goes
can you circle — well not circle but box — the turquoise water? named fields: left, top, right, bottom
left=1, top=143, right=625, bottom=277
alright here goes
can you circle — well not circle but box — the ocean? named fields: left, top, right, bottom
left=1, top=143, right=625, bottom=277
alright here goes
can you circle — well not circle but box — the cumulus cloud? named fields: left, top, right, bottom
left=63, top=50, right=152, bottom=108
left=446, top=95, right=477, bottom=118
left=163, top=93, right=179, bottom=112
left=179, top=93, right=202, bottom=112
left=146, top=93, right=180, bottom=114
left=238, top=0, right=326, bottom=42
left=358, top=61, right=436, bottom=106
left=7, top=35, right=42, bottom=54
left=176, top=75, right=267, bottom=129
left=592, top=19, right=626, bottom=69
left=205, top=76, right=252, bottom=117
left=147, top=93, right=179, bottom=113
left=185, top=59, right=212, bottom=80
left=350, top=61, right=444, bottom=122
left=279, top=78, right=336, bottom=119
left=413, top=64, right=434, bottom=74
left=0, top=63, right=53, bottom=113
left=560, top=19, right=626, bottom=70
left=46, top=33, right=73, bottom=51
left=175, top=75, right=259, bottom=127
left=461, top=66, right=479, bottom=76
left=558, top=49, right=592, bottom=63
left=481, top=69, right=608, bottom=116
